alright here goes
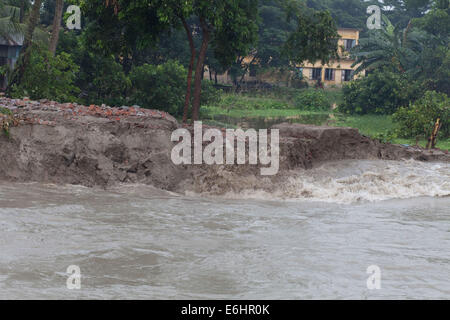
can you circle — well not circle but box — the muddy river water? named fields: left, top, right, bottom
left=0, top=159, right=449, bottom=299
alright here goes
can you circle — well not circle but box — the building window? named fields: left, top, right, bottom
left=310, top=68, right=322, bottom=80
left=0, top=45, right=8, bottom=58
left=325, top=68, right=335, bottom=81
left=342, top=69, right=353, bottom=82
left=295, top=67, right=303, bottom=79
left=343, top=39, right=356, bottom=51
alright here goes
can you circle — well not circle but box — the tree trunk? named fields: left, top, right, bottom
left=426, top=118, right=442, bottom=149
left=19, top=1, right=25, bottom=23
left=23, top=0, right=42, bottom=51
left=6, top=0, right=42, bottom=94
left=192, top=18, right=210, bottom=121
left=181, top=17, right=196, bottom=124
left=49, top=0, right=64, bottom=56
left=231, top=56, right=244, bottom=87
left=235, top=56, right=256, bottom=93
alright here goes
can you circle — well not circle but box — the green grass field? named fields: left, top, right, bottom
left=200, top=91, right=450, bottom=151
left=334, top=114, right=450, bottom=150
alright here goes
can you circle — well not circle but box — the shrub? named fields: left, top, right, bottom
left=216, top=94, right=287, bottom=110
left=55, top=32, right=130, bottom=106
left=80, top=56, right=131, bottom=107
left=372, top=130, right=397, bottom=144
left=10, top=46, right=80, bottom=102
left=200, top=80, right=221, bottom=107
left=129, top=61, right=220, bottom=117
left=243, top=86, right=302, bottom=105
left=294, top=88, right=330, bottom=111
left=339, top=69, right=422, bottom=115
left=129, top=60, right=187, bottom=116
left=393, top=91, right=449, bottom=139
left=290, top=78, right=309, bottom=89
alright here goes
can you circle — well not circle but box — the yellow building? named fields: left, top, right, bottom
left=298, top=28, right=364, bottom=86
left=204, top=28, right=364, bottom=87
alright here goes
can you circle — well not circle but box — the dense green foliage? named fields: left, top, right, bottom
left=205, top=93, right=289, bottom=111
left=129, top=61, right=187, bottom=116
left=201, top=86, right=342, bottom=113
left=341, top=2, right=449, bottom=124
left=294, top=89, right=330, bottom=111
left=0, top=1, right=22, bottom=39
left=411, top=5, right=450, bottom=95
left=306, top=0, right=374, bottom=30
left=339, top=69, right=422, bottom=115
left=128, top=61, right=220, bottom=116
left=9, top=45, right=79, bottom=102
left=200, top=89, right=450, bottom=149
left=1, top=0, right=448, bottom=146
left=85, top=57, right=130, bottom=107
left=56, top=31, right=131, bottom=106
left=351, top=16, right=427, bottom=75
left=393, top=91, right=450, bottom=138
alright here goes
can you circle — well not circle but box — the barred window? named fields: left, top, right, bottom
left=325, top=69, right=335, bottom=81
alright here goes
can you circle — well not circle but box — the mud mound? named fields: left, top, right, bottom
left=0, top=97, right=448, bottom=190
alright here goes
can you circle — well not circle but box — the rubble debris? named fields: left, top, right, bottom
left=0, top=97, right=177, bottom=127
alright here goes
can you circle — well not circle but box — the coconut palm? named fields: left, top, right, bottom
left=6, top=0, right=46, bottom=93
left=351, top=16, right=428, bottom=76
left=0, top=2, right=23, bottom=41
left=1, top=1, right=48, bottom=44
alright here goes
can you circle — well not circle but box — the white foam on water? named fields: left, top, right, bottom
left=189, top=159, right=450, bottom=204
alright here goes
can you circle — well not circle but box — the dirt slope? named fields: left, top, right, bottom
left=1, top=97, right=448, bottom=190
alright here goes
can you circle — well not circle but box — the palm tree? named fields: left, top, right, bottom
left=351, top=16, right=427, bottom=76
left=1, top=1, right=47, bottom=46
left=6, top=0, right=42, bottom=93
left=0, top=2, right=23, bottom=42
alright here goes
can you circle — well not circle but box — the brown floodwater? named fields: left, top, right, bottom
left=0, top=159, right=449, bottom=299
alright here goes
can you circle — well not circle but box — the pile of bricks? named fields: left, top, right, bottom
left=0, top=96, right=177, bottom=126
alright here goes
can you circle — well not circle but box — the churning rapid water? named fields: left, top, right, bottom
left=0, top=159, right=449, bottom=299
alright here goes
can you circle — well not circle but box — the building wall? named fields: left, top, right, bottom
left=0, top=34, right=24, bottom=90
left=0, top=45, right=22, bottom=90
left=204, top=28, right=364, bottom=87
left=203, top=59, right=259, bottom=85
left=300, top=28, right=363, bottom=87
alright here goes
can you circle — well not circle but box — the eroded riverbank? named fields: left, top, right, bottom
left=1, top=97, right=449, bottom=193
left=1, top=98, right=449, bottom=298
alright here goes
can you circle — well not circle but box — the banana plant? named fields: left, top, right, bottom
left=351, top=15, right=428, bottom=76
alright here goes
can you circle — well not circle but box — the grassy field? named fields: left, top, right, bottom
left=334, top=115, right=450, bottom=150
left=200, top=90, right=450, bottom=151
left=201, top=105, right=326, bottom=118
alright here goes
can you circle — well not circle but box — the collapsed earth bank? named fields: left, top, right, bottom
left=0, top=97, right=448, bottom=195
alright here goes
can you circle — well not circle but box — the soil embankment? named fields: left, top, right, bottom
left=1, top=97, right=448, bottom=192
